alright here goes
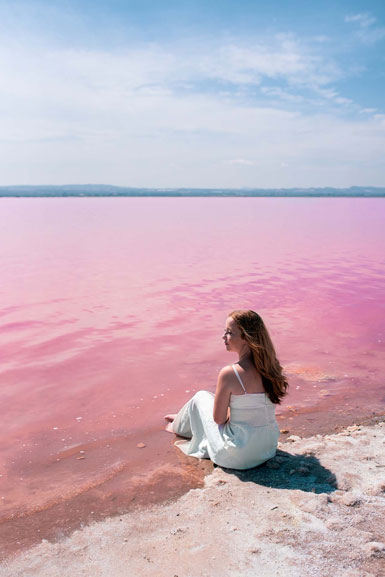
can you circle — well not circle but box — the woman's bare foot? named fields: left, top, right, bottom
left=164, top=414, right=177, bottom=422
left=164, top=422, right=175, bottom=433
left=164, top=414, right=177, bottom=434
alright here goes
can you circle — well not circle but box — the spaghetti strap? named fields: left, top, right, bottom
left=232, top=364, right=247, bottom=394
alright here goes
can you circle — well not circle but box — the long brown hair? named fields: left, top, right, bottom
left=229, top=310, right=288, bottom=404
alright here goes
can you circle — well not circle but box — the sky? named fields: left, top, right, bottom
left=0, top=0, right=384, bottom=188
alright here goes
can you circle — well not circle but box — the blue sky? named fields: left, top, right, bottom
left=0, top=0, right=384, bottom=187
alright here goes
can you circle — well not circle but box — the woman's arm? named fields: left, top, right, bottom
left=213, top=367, right=232, bottom=425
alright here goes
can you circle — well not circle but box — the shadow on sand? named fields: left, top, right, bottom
left=216, top=450, right=337, bottom=494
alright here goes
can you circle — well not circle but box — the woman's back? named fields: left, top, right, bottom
left=228, top=364, right=277, bottom=428
left=227, top=361, right=266, bottom=395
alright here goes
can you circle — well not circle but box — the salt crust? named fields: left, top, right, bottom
left=1, top=422, right=384, bottom=577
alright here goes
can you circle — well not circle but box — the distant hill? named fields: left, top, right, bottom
left=0, top=185, right=384, bottom=197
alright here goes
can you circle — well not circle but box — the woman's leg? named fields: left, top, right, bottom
left=173, top=391, right=222, bottom=460
left=171, top=397, right=194, bottom=437
left=174, top=391, right=216, bottom=439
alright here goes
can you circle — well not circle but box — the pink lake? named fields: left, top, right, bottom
left=0, top=197, right=384, bottom=556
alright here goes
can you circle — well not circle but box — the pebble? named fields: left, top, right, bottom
left=279, top=429, right=289, bottom=434
left=170, top=528, right=186, bottom=535
left=287, top=435, right=301, bottom=442
left=325, top=517, right=343, bottom=530
left=346, top=425, right=361, bottom=432
left=136, top=442, right=146, bottom=448
left=289, top=466, right=310, bottom=475
left=367, top=481, right=385, bottom=495
left=341, top=492, right=361, bottom=507
left=363, top=541, right=385, bottom=558
left=265, top=460, right=280, bottom=469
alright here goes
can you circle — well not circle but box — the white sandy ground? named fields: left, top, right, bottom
left=1, top=421, right=385, bottom=577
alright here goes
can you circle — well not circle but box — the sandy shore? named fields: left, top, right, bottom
left=1, top=420, right=384, bottom=577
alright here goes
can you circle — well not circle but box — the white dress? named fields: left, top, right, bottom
left=172, top=364, right=280, bottom=470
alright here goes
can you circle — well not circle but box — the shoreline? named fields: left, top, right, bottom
left=1, top=403, right=384, bottom=561
left=1, top=417, right=384, bottom=577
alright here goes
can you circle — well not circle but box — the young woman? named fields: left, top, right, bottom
left=164, top=310, right=288, bottom=470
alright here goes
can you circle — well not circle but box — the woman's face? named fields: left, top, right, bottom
left=223, top=317, right=244, bottom=352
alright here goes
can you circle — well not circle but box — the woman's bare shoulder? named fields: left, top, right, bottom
left=218, top=364, right=235, bottom=381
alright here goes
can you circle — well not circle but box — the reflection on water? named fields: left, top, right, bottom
left=0, top=197, right=384, bottom=557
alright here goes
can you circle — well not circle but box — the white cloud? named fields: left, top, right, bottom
left=203, top=37, right=308, bottom=85
left=345, top=12, right=385, bottom=44
left=314, top=87, right=353, bottom=106
left=360, top=107, right=377, bottom=115
left=0, top=36, right=384, bottom=187
left=0, top=34, right=347, bottom=126
left=345, top=13, right=377, bottom=28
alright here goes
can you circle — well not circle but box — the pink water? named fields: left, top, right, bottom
left=0, top=197, right=384, bottom=556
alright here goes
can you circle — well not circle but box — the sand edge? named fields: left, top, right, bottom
left=1, top=421, right=385, bottom=577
